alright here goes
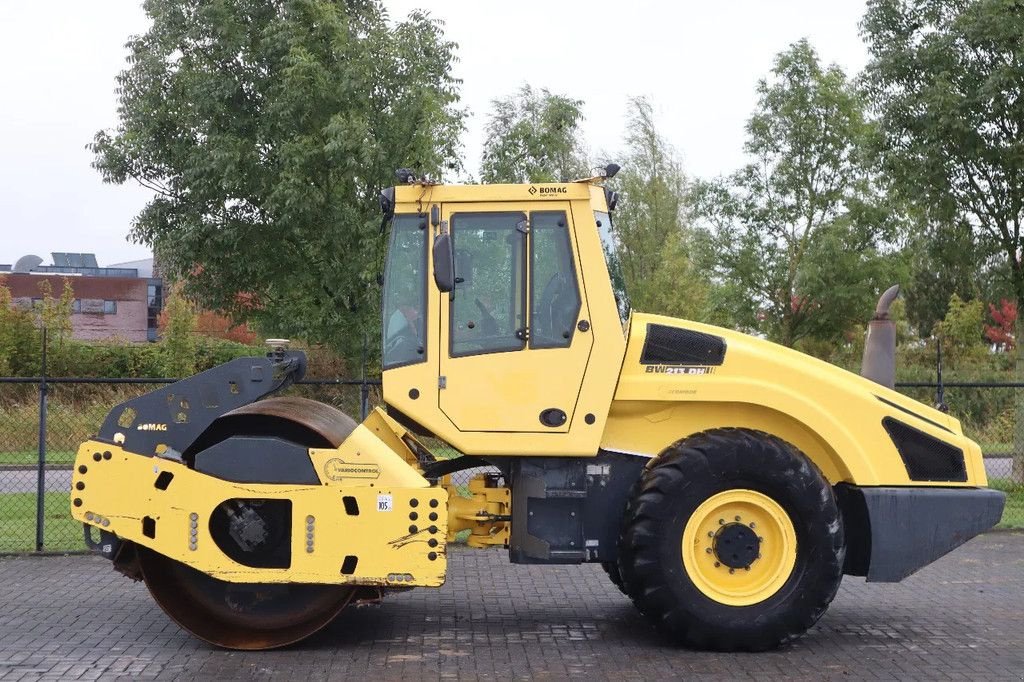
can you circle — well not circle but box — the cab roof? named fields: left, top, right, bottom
left=392, top=181, right=612, bottom=212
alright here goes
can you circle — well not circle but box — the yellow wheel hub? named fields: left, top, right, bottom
left=681, top=489, right=797, bottom=606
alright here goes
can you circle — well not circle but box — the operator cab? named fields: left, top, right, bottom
left=378, top=179, right=626, bottom=456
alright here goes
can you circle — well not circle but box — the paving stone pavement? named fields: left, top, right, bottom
left=0, top=533, right=1022, bottom=681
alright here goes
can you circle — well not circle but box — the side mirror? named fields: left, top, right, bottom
left=378, top=187, right=394, bottom=219
left=433, top=232, right=455, bottom=293
left=378, top=187, right=395, bottom=235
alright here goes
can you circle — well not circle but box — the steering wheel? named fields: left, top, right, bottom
left=474, top=298, right=500, bottom=336
left=384, top=320, right=420, bottom=361
left=537, top=272, right=576, bottom=342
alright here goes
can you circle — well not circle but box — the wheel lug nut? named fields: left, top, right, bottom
left=734, top=515, right=741, bottom=522
left=718, top=519, right=725, bottom=525
left=714, top=562, right=720, bottom=568
left=729, top=568, right=735, bottom=574
left=749, top=522, right=756, bottom=528
left=745, top=566, right=751, bottom=571
left=706, top=548, right=712, bottom=554
left=707, top=531, right=714, bottom=538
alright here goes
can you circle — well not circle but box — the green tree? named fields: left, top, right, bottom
left=160, top=286, right=198, bottom=378
left=0, top=279, right=38, bottom=376
left=35, top=279, right=74, bottom=344
left=904, top=219, right=983, bottom=338
left=692, top=39, right=898, bottom=347
left=935, top=293, right=987, bottom=365
left=91, top=0, right=465, bottom=363
left=608, top=97, right=706, bottom=319
left=862, top=0, right=1024, bottom=479
left=480, top=85, right=588, bottom=183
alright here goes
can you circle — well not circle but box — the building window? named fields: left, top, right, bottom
left=71, top=299, right=81, bottom=313
left=146, top=280, right=164, bottom=343
left=102, top=300, right=117, bottom=314
left=31, top=298, right=43, bottom=310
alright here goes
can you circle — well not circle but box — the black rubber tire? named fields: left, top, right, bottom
left=601, top=561, right=628, bottom=595
left=616, top=428, right=844, bottom=651
left=602, top=474, right=643, bottom=597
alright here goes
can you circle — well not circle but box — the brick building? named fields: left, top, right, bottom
left=1, top=253, right=163, bottom=343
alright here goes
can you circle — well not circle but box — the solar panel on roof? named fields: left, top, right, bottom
left=51, top=253, right=99, bottom=268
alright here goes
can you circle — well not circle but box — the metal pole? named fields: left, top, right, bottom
left=360, top=333, right=369, bottom=420
left=935, top=337, right=948, bottom=413
left=35, top=327, right=48, bottom=552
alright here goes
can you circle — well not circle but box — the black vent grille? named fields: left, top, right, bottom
left=882, top=417, right=967, bottom=482
left=640, top=324, right=726, bottom=366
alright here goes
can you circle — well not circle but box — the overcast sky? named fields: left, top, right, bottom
left=0, top=0, right=869, bottom=267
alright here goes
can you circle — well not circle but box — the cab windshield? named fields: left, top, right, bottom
left=594, top=210, right=627, bottom=320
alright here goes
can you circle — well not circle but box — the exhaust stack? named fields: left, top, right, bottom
left=861, top=285, right=900, bottom=389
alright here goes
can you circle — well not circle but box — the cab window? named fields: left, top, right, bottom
left=450, top=212, right=526, bottom=357
left=382, top=214, right=427, bottom=369
left=595, top=209, right=627, bottom=322
left=530, top=212, right=581, bottom=348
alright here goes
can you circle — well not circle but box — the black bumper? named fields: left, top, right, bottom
left=836, top=484, right=1006, bottom=582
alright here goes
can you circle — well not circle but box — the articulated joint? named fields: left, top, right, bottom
left=443, top=473, right=511, bottom=549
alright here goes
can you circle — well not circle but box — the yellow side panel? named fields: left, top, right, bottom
left=605, top=313, right=988, bottom=487
left=438, top=201, right=591, bottom=433
left=601, top=401, right=851, bottom=483
left=71, top=441, right=448, bottom=587
left=307, top=408, right=424, bottom=484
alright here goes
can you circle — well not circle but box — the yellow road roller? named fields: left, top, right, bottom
left=70, top=170, right=1005, bottom=651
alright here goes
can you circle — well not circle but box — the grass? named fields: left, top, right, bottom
left=0, top=492, right=82, bottom=552
left=978, top=442, right=1013, bottom=456
left=0, top=450, right=74, bottom=467
left=989, top=478, right=1024, bottom=529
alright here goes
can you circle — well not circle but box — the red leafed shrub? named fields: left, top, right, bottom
left=194, top=311, right=258, bottom=345
left=985, top=299, right=1016, bottom=351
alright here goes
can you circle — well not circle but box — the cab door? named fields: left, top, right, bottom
left=438, top=203, right=592, bottom=433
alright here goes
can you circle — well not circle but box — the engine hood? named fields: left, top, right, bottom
left=606, top=313, right=986, bottom=487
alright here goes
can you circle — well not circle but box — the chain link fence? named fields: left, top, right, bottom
left=896, top=381, right=1024, bottom=529
left=1, top=374, right=1020, bottom=554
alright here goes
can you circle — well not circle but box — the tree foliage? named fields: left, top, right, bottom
left=607, top=97, right=706, bottom=319
left=34, top=279, right=75, bottom=344
left=91, top=0, right=465, bottom=362
left=936, top=293, right=987, bottom=364
left=480, top=85, right=588, bottom=183
left=862, top=0, right=1024, bottom=309
left=160, top=285, right=198, bottom=377
left=985, top=298, right=1016, bottom=351
left=903, top=217, right=983, bottom=337
left=193, top=310, right=258, bottom=344
left=693, top=40, right=898, bottom=347
left=0, top=279, right=38, bottom=377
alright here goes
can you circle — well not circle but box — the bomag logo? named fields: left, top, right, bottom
left=324, top=458, right=380, bottom=481
left=645, top=365, right=715, bottom=376
left=528, top=185, right=567, bottom=196
left=136, top=423, right=168, bottom=431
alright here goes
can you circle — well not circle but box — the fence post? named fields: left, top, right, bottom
left=35, top=327, right=48, bottom=552
left=935, top=338, right=948, bottom=413
left=360, top=333, right=369, bottom=420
